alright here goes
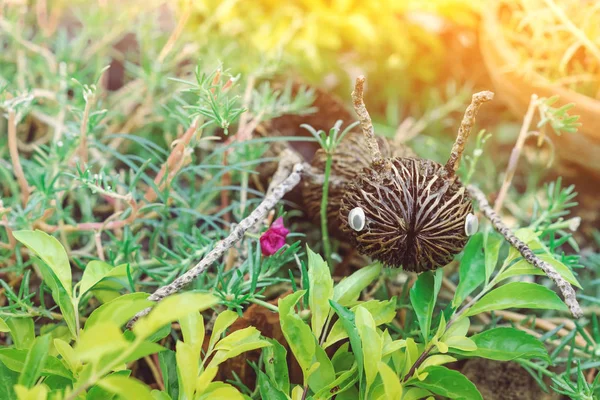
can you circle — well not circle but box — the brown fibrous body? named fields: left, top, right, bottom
left=339, top=157, right=472, bottom=272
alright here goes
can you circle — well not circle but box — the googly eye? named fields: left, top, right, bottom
left=465, top=213, right=479, bottom=236
left=348, top=207, right=366, bottom=231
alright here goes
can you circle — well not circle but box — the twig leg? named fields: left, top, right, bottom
left=468, top=184, right=583, bottom=318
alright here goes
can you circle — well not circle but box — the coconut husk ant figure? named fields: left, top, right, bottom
left=324, top=76, right=581, bottom=318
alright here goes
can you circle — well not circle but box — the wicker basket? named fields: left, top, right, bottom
left=480, top=1, right=600, bottom=176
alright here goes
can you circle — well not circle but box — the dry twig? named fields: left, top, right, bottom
left=7, top=109, right=30, bottom=207
left=468, top=184, right=583, bottom=318
left=127, top=159, right=305, bottom=327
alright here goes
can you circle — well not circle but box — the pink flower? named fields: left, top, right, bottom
left=260, top=217, right=289, bottom=256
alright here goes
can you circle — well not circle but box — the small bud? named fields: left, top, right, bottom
left=567, top=217, right=581, bottom=232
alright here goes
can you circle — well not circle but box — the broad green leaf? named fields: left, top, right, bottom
left=441, top=317, right=470, bottom=341
left=98, top=375, right=154, bottom=400
left=208, top=310, right=238, bottom=353
left=418, top=355, right=457, bottom=374
left=76, top=322, right=129, bottom=363
left=496, top=254, right=581, bottom=288
left=159, top=350, right=179, bottom=400
left=329, top=301, right=364, bottom=389
left=263, top=338, right=289, bottom=394
left=324, top=298, right=396, bottom=349
left=176, top=341, right=196, bottom=400
left=413, top=366, right=482, bottom=400
left=4, top=318, right=34, bottom=350
left=0, top=349, right=72, bottom=380
left=86, top=370, right=130, bottom=400
left=85, top=292, right=154, bottom=330
left=13, top=230, right=72, bottom=296
left=402, top=387, right=433, bottom=400
left=403, top=338, right=419, bottom=378
left=207, top=341, right=270, bottom=369
left=214, top=327, right=261, bottom=351
left=0, top=360, right=18, bottom=400
left=291, top=385, right=304, bottom=400
left=151, top=391, right=172, bottom=400
left=308, top=344, right=336, bottom=393
left=79, top=261, right=132, bottom=298
left=378, top=362, right=402, bottom=400
left=278, top=291, right=315, bottom=377
left=356, top=306, right=382, bottom=394
left=0, top=318, right=9, bottom=333
left=13, top=384, right=48, bottom=400
left=313, top=363, right=358, bottom=399
left=410, top=272, right=437, bottom=342
left=484, top=231, right=502, bottom=283
left=197, top=382, right=244, bottom=400
left=452, top=327, right=550, bottom=362
left=34, top=263, right=78, bottom=339
left=454, top=234, right=485, bottom=307
left=120, top=339, right=166, bottom=364
left=258, top=370, right=289, bottom=400
left=307, top=246, right=334, bottom=339
left=465, top=282, right=568, bottom=316
left=196, top=366, right=218, bottom=395
left=333, top=263, right=381, bottom=306
left=133, top=292, right=219, bottom=340
left=444, top=336, right=476, bottom=352
left=54, top=338, right=80, bottom=373
left=179, top=311, right=205, bottom=359
left=18, top=334, right=51, bottom=388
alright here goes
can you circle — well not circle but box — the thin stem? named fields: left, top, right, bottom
left=7, top=109, right=30, bottom=207
left=351, top=76, right=385, bottom=169
left=445, top=91, right=494, bottom=177
left=468, top=184, right=583, bottom=318
left=494, top=94, right=538, bottom=213
left=78, top=94, right=94, bottom=168
left=403, top=345, right=433, bottom=382
left=248, top=298, right=278, bottom=313
left=321, top=152, right=333, bottom=266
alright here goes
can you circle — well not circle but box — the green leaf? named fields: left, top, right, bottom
left=0, top=360, right=18, bottom=400
left=307, top=344, right=336, bottom=393
left=307, top=246, right=334, bottom=339
left=54, top=338, right=80, bottom=374
left=263, top=338, right=290, bottom=394
left=258, top=370, right=289, bottom=400
left=34, top=263, right=78, bottom=339
left=402, top=387, right=433, bottom=400
left=79, top=261, right=132, bottom=298
left=214, top=326, right=261, bottom=351
left=98, top=375, right=154, bottom=400
left=13, top=384, right=48, bottom=400
left=0, top=349, right=72, bottom=380
left=496, top=254, right=581, bottom=288
left=207, top=341, right=270, bottom=369
left=465, top=282, right=568, bottom=316
left=4, top=318, right=34, bottom=350
left=120, top=339, right=166, bottom=364
left=176, top=341, right=196, bottom=400
left=329, top=301, right=363, bottom=390
left=0, top=318, right=9, bottom=333
left=454, top=234, right=485, bottom=307
left=378, top=361, right=402, bottom=400
left=133, top=292, right=219, bottom=341
left=484, top=231, right=502, bottom=283
left=86, top=370, right=130, bottom=400
left=197, top=382, right=244, bottom=400
left=179, top=311, right=205, bottom=362
left=85, top=292, right=154, bottom=330
left=76, top=322, right=129, bottom=364
left=151, top=390, right=172, bottom=400
left=208, top=310, right=238, bottom=353
left=452, top=327, right=550, bottom=363
left=158, top=350, right=179, bottom=400
left=410, top=272, right=437, bottom=342
left=355, top=306, right=382, bottom=394
left=324, top=298, right=396, bottom=349
left=278, top=291, right=315, bottom=378
left=13, top=230, right=72, bottom=296
left=333, top=263, right=381, bottom=307
left=413, top=366, right=482, bottom=400
left=196, top=366, right=218, bottom=395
